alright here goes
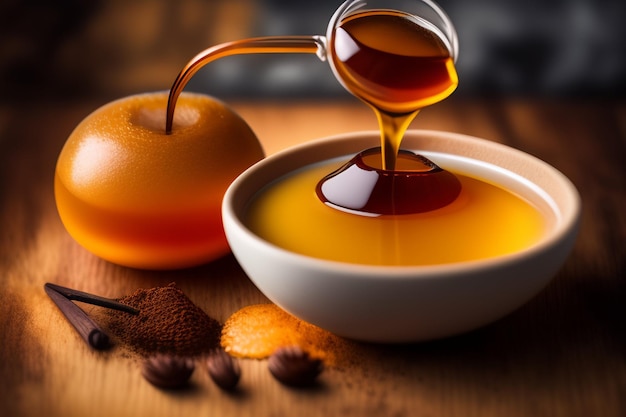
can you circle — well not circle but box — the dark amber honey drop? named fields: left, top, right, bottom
left=316, top=148, right=461, bottom=215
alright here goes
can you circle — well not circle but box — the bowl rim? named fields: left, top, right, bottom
left=223, top=129, right=581, bottom=279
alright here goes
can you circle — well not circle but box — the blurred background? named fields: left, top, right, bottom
left=1, top=0, right=624, bottom=102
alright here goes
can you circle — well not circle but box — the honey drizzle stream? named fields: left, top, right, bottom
left=374, top=109, right=420, bottom=171
left=165, top=36, right=326, bottom=134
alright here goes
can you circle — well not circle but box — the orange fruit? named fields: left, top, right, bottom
left=55, top=92, right=264, bottom=269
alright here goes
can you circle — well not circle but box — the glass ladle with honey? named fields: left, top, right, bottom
left=166, top=0, right=460, bottom=216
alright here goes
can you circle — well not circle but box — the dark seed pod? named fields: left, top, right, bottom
left=268, top=346, right=323, bottom=386
left=142, top=354, right=195, bottom=389
left=207, top=349, right=241, bottom=390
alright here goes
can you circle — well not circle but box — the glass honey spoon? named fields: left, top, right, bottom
left=166, top=0, right=460, bottom=214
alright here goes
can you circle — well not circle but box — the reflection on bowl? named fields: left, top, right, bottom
left=222, top=130, right=580, bottom=343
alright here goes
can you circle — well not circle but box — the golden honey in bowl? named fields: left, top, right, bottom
left=244, top=150, right=550, bottom=266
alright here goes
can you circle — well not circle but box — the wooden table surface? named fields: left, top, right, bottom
left=1, top=97, right=624, bottom=417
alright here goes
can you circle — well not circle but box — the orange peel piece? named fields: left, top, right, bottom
left=221, top=304, right=349, bottom=365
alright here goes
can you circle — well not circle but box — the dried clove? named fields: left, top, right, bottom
left=268, top=346, right=323, bottom=386
left=142, top=354, right=195, bottom=389
left=206, top=349, right=241, bottom=390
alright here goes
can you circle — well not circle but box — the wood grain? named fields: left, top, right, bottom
left=1, top=98, right=625, bottom=417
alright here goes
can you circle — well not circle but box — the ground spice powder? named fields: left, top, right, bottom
left=102, top=283, right=221, bottom=357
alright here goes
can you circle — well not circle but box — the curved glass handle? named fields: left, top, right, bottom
left=166, top=35, right=327, bottom=134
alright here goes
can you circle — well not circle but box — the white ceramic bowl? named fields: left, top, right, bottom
left=222, top=130, right=580, bottom=343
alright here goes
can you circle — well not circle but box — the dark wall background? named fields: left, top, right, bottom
left=1, top=0, right=624, bottom=101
